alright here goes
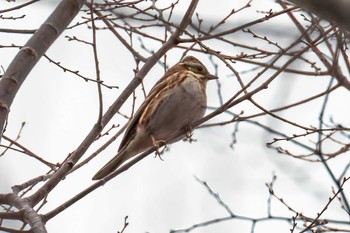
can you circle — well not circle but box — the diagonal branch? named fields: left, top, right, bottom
left=0, top=0, right=86, bottom=137
left=288, top=0, right=350, bottom=33
left=28, top=0, right=199, bottom=208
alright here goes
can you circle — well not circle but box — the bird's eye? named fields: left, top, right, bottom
left=196, top=66, right=203, bottom=72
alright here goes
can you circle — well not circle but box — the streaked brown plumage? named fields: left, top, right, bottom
left=92, top=56, right=218, bottom=180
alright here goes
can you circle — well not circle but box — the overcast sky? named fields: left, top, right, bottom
left=1, top=1, right=350, bottom=233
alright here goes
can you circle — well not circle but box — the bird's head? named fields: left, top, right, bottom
left=179, top=56, right=218, bottom=81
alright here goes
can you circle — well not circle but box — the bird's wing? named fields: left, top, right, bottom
left=118, top=71, right=178, bottom=151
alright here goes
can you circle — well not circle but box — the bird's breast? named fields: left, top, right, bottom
left=179, top=75, right=206, bottom=95
left=139, top=74, right=207, bottom=142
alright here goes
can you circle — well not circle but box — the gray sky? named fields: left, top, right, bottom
left=1, top=1, right=349, bottom=232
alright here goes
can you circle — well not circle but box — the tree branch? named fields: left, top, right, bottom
left=0, top=0, right=85, bottom=137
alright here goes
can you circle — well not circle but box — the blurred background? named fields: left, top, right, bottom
left=1, top=1, right=350, bottom=232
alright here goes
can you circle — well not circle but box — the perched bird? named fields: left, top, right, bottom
left=92, top=56, right=218, bottom=180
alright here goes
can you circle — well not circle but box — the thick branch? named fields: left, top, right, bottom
left=0, top=0, right=85, bottom=137
left=0, top=194, right=46, bottom=233
left=28, top=0, right=199, bottom=208
left=289, top=0, right=350, bottom=33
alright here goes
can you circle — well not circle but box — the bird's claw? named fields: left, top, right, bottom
left=151, top=135, right=166, bottom=160
left=183, top=125, right=196, bottom=143
left=185, top=131, right=193, bottom=139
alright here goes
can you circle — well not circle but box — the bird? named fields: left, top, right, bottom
left=92, top=56, right=218, bottom=180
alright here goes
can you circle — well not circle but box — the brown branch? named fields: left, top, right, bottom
left=179, top=6, right=298, bottom=42
left=2, top=135, right=57, bottom=168
left=69, top=124, right=127, bottom=173
left=0, top=225, right=30, bottom=233
left=300, top=177, right=350, bottom=233
left=89, top=4, right=104, bottom=124
left=280, top=1, right=350, bottom=91
left=0, top=28, right=36, bottom=34
left=238, top=84, right=340, bottom=121
left=288, top=0, right=350, bottom=33
left=28, top=0, right=200, bottom=210
left=90, top=4, right=146, bottom=62
left=0, top=0, right=40, bottom=14
left=12, top=174, right=53, bottom=195
left=43, top=54, right=118, bottom=89
left=0, top=0, right=86, bottom=137
left=197, top=26, right=329, bottom=127
left=0, top=193, right=46, bottom=233
left=117, top=216, right=129, bottom=233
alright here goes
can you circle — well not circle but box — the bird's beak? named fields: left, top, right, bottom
left=206, top=74, right=219, bottom=80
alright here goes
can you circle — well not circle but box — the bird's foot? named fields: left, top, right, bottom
left=151, top=135, right=166, bottom=160
left=183, top=125, right=196, bottom=143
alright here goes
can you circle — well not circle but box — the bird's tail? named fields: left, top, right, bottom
left=92, top=149, right=133, bottom=180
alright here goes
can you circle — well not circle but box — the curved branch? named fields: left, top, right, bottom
left=0, top=0, right=85, bottom=137
left=289, top=0, right=350, bottom=33
left=28, top=0, right=199, bottom=208
left=0, top=194, right=46, bottom=233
